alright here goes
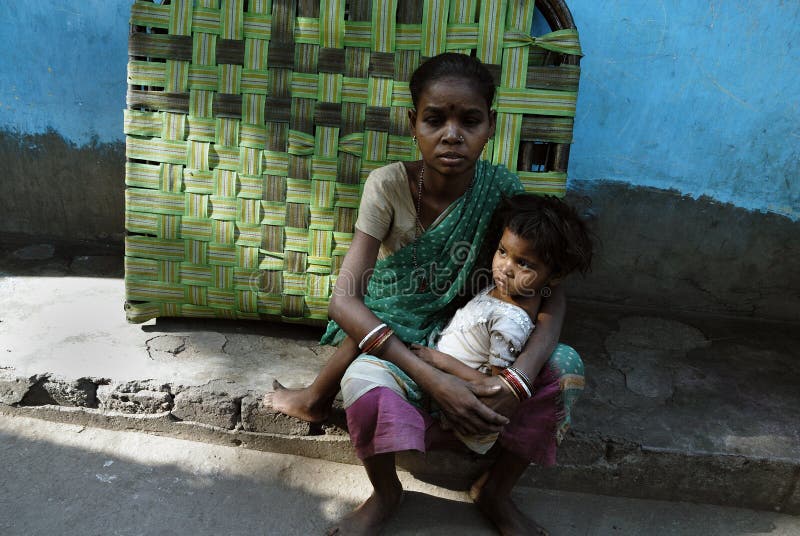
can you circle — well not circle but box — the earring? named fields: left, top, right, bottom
left=412, top=135, right=417, bottom=144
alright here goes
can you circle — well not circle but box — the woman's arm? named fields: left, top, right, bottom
left=327, top=230, right=385, bottom=339
left=373, top=336, right=508, bottom=435
left=476, top=285, right=566, bottom=417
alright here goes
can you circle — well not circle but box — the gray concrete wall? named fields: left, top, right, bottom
left=564, top=180, right=800, bottom=322
left=0, top=131, right=125, bottom=243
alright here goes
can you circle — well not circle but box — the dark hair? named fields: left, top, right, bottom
left=409, top=53, right=496, bottom=109
left=498, top=194, right=594, bottom=280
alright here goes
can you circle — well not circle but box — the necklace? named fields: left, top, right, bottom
left=412, top=163, right=427, bottom=292
left=414, top=163, right=425, bottom=234
left=411, top=163, right=477, bottom=294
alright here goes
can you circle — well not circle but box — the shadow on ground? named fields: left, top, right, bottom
left=0, top=236, right=123, bottom=279
left=2, top=415, right=796, bottom=536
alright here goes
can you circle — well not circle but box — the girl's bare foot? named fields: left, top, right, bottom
left=262, top=380, right=332, bottom=423
left=470, top=472, right=549, bottom=536
left=326, top=483, right=404, bottom=536
left=468, top=470, right=490, bottom=501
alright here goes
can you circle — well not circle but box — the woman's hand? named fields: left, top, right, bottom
left=472, top=375, right=521, bottom=420
left=428, top=372, right=509, bottom=436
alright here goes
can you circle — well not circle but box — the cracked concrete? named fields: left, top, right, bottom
left=1, top=251, right=799, bottom=514
left=96, top=380, right=173, bottom=414
left=172, top=380, right=245, bottom=430
left=603, top=317, right=710, bottom=403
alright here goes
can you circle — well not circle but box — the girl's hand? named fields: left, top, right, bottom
left=428, top=372, right=509, bottom=436
left=410, top=344, right=449, bottom=370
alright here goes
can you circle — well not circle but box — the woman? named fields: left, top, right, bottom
left=267, top=53, right=583, bottom=535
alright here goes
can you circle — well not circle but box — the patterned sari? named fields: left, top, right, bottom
left=324, top=160, right=585, bottom=461
left=321, top=160, right=522, bottom=346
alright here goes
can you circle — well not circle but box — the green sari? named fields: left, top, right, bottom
left=325, top=160, right=586, bottom=446
left=321, top=160, right=523, bottom=346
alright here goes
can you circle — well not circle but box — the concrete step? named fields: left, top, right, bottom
left=1, top=247, right=799, bottom=514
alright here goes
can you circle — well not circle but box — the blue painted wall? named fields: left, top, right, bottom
left=0, top=1, right=129, bottom=145
left=564, top=0, right=800, bottom=220
left=1, top=1, right=797, bottom=219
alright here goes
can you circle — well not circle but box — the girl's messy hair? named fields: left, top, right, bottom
left=409, top=52, right=496, bottom=109
left=499, top=194, right=594, bottom=280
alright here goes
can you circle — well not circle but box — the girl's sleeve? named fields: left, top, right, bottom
left=354, top=167, right=394, bottom=241
left=488, top=313, right=533, bottom=369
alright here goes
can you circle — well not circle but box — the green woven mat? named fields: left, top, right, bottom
left=124, top=0, right=582, bottom=324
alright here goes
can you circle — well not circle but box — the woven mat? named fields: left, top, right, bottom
left=124, top=0, right=582, bottom=324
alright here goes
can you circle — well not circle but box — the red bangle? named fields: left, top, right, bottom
left=369, top=328, right=394, bottom=355
left=497, top=374, right=520, bottom=401
left=358, top=323, right=387, bottom=350
left=508, top=367, right=534, bottom=396
left=499, top=368, right=531, bottom=400
left=362, top=327, right=393, bottom=355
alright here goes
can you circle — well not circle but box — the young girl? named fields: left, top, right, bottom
left=408, top=193, right=593, bottom=456
left=264, top=53, right=585, bottom=535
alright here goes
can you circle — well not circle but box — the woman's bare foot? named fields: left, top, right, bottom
left=262, top=380, right=332, bottom=423
left=326, top=483, right=404, bottom=535
left=470, top=472, right=549, bottom=536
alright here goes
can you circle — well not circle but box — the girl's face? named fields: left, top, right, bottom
left=408, top=76, right=496, bottom=180
left=491, top=228, right=554, bottom=301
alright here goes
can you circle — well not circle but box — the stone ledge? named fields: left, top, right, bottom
left=0, top=372, right=348, bottom=437
left=2, top=371, right=797, bottom=515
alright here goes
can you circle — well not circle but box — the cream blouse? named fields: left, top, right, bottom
left=355, top=162, right=451, bottom=260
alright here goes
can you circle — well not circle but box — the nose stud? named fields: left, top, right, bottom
left=457, top=135, right=464, bottom=142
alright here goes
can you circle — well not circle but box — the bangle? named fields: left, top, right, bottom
left=358, top=323, right=387, bottom=351
left=363, top=328, right=394, bottom=355
left=499, top=370, right=525, bottom=400
left=507, top=367, right=534, bottom=398
left=370, top=328, right=395, bottom=355
left=504, top=368, right=531, bottom=399
left=499, top=368, right=533, bottom=400
left=497, top=374, right=520, bottom=401
left=508, top=367, right=533, bottom=392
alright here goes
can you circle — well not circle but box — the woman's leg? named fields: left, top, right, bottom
left=326, top=452, right=404, bottom=536
left=264, top=336, right=359, bottom=422
left=327, top=358, right=432, bottom=534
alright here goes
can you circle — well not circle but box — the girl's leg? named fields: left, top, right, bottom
left=264, top=336, right=359, bottom=422
left=467, top=343, right=585, bottom=535
left=326, top=452, right=404, bottom=536
left=469, top=447, right=549, bottom=536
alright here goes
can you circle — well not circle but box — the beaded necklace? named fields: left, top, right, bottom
left=411, top=163, right=475, bottom=293
left=412, top=163, right=427, bottom=291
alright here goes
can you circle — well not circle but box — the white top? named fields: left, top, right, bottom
left=435, top=287, right=535, bottom=374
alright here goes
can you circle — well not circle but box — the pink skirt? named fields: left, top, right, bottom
left=345, top=363, right=564, bottom=466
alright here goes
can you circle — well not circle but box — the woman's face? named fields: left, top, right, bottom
left=409, top=76, right=496, bottom=181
